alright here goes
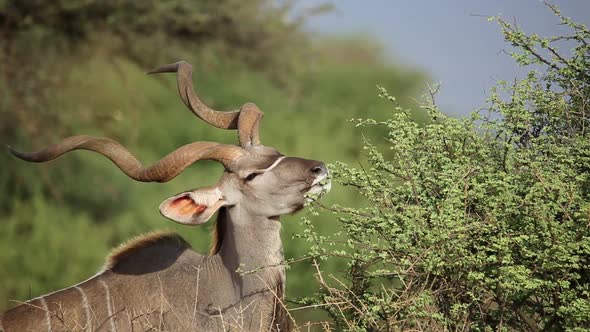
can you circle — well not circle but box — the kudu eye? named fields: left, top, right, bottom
left=245, top=172, right=260, bottom=182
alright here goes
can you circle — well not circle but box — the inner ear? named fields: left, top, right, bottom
left=159, top=187, right=226, bottom=225
left=169, top=196, right=207, bottom=215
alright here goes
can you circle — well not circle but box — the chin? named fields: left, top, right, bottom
left=279, top=202, right=306, bottom=216
left=289, top=204, right=306, bottom=214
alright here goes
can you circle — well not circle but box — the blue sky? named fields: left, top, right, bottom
left=297, top=1, right=590, bottom=115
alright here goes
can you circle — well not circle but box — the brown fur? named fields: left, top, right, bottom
left=103, top=231, right=190, bottom=271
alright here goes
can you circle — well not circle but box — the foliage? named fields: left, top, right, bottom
left=298, top=5, right=590, bottom=331
left=0, top=194, right=110, bottom=302
left=0, top=0, right=323, bottom=75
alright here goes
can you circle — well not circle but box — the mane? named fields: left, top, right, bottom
left=103, top=231, right=190, bottom=271
left=209, top=207, right=227, bottom=255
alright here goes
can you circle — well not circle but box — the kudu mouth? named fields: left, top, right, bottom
left=304, top=171, right=331, bottom=205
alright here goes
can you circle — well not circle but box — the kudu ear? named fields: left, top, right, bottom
left=159, top=187, right=226, bottom=225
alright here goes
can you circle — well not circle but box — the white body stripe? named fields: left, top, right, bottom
left=0, top=316, right=4, bottom=332
left=99, top=279, right=116, bottom=332
left=39, top=297, right=51, bottom=332
left=75, top=286, right=92, bottom=329
left=27, top=271, right=103, bottom=302
left=15, top=273, right=103, bottom=331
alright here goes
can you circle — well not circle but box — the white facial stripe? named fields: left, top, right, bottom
left=258, top=156, right=286, bottom=173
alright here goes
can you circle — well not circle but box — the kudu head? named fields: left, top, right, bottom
left=9, top=61, right=330, bottom=231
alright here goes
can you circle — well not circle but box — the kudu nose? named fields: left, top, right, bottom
left=310, top=162, right=328, bottom=177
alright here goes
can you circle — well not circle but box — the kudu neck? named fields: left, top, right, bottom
left=217, top=206, right=284, bottom=273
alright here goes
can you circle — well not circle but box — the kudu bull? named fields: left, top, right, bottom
left=1, top=61, right=330, bottom=332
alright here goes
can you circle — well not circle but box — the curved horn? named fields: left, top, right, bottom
left=238, top=102, right=263, bottom=147
left=8, top=135, right=246, bottom=183
left=148, top=61, right=263, bottom=147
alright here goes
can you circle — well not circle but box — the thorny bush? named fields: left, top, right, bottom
left=296, top=5, right=590, bottom=331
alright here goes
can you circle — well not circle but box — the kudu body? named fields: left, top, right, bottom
left=0, top=61, right=330, bottom=332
